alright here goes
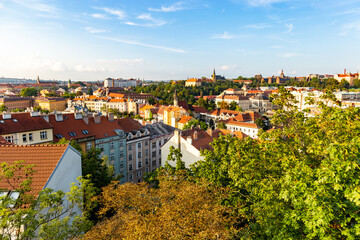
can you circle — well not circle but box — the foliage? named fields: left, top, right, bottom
left=0, top=161, right=94, bottom=240
left=56, top=138, right=83, bottom=154
left=0, top=104, right=8, bottom=112
left=62, top=92, right=76, bottom=99
left=191, top=89, right=360, bottom=239
left=20, top=87, right=38, bottom=97
left=83, top=171, right=238, bottom=240
left=11, top=108, right=25, bottom=113
left=229, top=101, right=238, bottom=111
left=183, top=119, right=208, bottom=130
left=146, top=97, right=156, bottom=105
left=87, top=87, right=93, bottom=95
left=217, top=122, right=227, bottom=129
left=218, top=101, right=229, bottom=109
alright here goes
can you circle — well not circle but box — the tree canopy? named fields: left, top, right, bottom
left=20, top=87, right=38, bottom=97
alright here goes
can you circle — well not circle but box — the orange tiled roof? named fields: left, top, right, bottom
left=108, top=98, right=127, bottom=103
left=178, top=115, right=193, bottom=124
left=220, top=118, right=259, bottom=128
left=180, top=128, right=213, bottom=151
left=139, top=105, right=154, bottom=111
left=0, top=144, right=69, bottom=196
left=186, top=78, right=198, bottom=82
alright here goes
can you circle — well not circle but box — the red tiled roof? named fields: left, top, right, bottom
left=117, top=117, right=143, bottom=132
left=220, top=118, right=259, bottom=129
left=211, top=109, right=240, bottom=116
left=0, top=144, right=69, bottom=196
left=192, top=106, right=209, bottom=114
left=181, top=128, right=213, bottom=151
left=0, top=113, right=53, bottom=135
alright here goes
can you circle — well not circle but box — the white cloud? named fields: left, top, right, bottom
left=30, top=57, right=67, bottom=72
left=341, top=20, right=360, bottom=36
left=85, top=27, right=106, bottom=34
left=74, top=65, right=106, bottom=73
left=93, top=7, right=126, bottom=19
left=247, top=0, right=288, bottom=7
left=211, top=31, right=234, bottom=39
left=12, top=0, right=57, bottom=13
left=285, top=23, right=293, bottom=33
left=244, top=23, right=272, bottom=29
left=97, top=59, right=144, bottom=64
left=99, top=36, right=185, bottom=53
left=148, top=2, right=187, bottom=12
left=124, top=13, right=166, bottom=27
left=0, top=3, right=3, bottom=9
left=91, top=13, right=108, bottom=19
left=220, top=64, right=237, bottom=70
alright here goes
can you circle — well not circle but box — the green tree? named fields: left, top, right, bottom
left=0, top=161, right=95, bottom=240
left=217, top=122, right=227, bottom=129
left=0, top=104, right=8, bottom=112
left=20, top=87, right=38, bottom=97
left=218, top=101, right=229, bottom=110
left=146, top=97, right=156, bottom=105
left=87, top=87, right=93, bottom=95
left=229, top=101, right=238, bottom=111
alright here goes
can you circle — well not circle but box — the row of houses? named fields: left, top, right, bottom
left=0, top=96, right=67, bottom=112
left=0, top=112, right=175, bottom=183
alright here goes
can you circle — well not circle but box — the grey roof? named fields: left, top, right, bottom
left=252, top=93, right=269, bottom=100
left=144, top=122, right=175, bottom=138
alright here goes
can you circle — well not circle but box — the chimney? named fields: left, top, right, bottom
left=83, top=116, right=89, bottom=124
left=112, top=78, right=115, bottom=87
left=30, top=112, right=40, bottom=117
left=108, top=112, right=114, bottom=121
left=193, top=131, right=198, bottom=140
left=55, top=113, right=63, bottom=122
left=345, top=69, right=346, bottom=74
left=2, top=113, right=11, bottom=119
left=74, top=112, right=82, bottom=120
left=187, top=136, right=192, bottom=145
left=93, top=113, right=101, bottom=124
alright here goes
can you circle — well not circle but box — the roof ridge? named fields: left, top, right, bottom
left=0, top=144, right=68, bottom=148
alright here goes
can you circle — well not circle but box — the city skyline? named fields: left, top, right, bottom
left=0, top=0, right=359, bottom=81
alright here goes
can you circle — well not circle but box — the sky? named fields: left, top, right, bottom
left=0, top=0, right=360, bottom=81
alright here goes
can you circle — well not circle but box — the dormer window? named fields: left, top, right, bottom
left=136, top=132, right=141, bottom=137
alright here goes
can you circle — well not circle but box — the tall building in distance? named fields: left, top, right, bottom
left=211, top=69, right=225, bottom=82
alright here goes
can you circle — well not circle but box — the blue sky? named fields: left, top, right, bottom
left=0, top=0, right=359, bottom=81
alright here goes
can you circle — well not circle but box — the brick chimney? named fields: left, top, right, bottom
left=345, top=68, right=347, bottom=74
left=193, top=130, right=198, bottom=140
left=93, top=113, right=101, bottom=124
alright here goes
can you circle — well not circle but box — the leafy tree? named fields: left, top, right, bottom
left=255, top=117, right=266, bottom=130
left=146, top=97, right=156, bottom=105
left=217, top=122, right=227, bottom=129
left=0, top=161, right=95, bottom=240
left=56, top=138, right=83, bottom=154
left=20, top=87, right=38, bottom=97
left=218, top=101, right=229, bottom=110
left=235, top=105, right=243, bottom=112
left=192, top=89, right=360, bottom=239
left=229, top=101, right=238, bottom=111
left=74, top=81, right=85, bottom=86
left=11, top=108, right=25, bottom=112
left=0, top=104, right=8, bottom=112
left=339, top=79, right=350, bottom=89
left=87, top=87, right=93, bottom=95
left=83, top=171, right=237, bottom=239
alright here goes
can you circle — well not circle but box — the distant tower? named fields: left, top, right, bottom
left=174, top=90, right=179, bottom=107
left=36, top=75, right=40, bottom=84
left=212, top=68, right=216, bottom=82
left=68, top=79, right=71, bottom=89
left=280, top=69, right=285, bottom=78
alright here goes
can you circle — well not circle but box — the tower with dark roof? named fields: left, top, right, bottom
left=174, top=90, right=179, bottom=107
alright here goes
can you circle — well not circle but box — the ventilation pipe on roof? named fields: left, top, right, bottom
left=74, top=112, right=82, bottom=120
left=93, top=113, right=101, bottom=124
left=55, top=112, right=63, bottom=122
left=30, top=112, right=40, bottom=117
left=193, top=131, right=198, bottom=140
left=2, top=113, right=11, bottom=119
left=108, top=112, right=114, bottom=121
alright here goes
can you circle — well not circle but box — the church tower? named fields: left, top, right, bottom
left=280, top=69, right=285, bottom=78
left=68, top=79, right=71, bottom=89
left=36, top=75, right=40, bottom=84
left=212, top=68, right=216, bottom=82
left=174, top=90, right=179, bottom=107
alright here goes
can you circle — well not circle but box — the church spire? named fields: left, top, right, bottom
left=173, top=90, right=179, bottom=107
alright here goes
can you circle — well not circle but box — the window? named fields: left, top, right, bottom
left=55, top=134, right=63, bottom=139
left=40, top=131, right=47, bottom=140
left=152, top=142, right=156, bottom=148
left=137, top=171, right=142, bottom=178
left=129, top=164, right=133, bottom=171
left=138, top=151, right=142, bottom=158
left=120, top=163, right=124, bottom=169
left=129, top=154, right=133, bottom=161
left=145, top=141, right=148, bottom=146
left=81, top=130, right=89, bottom=134
left=152, top=160, right=156, bottom=166
left=110, top=153, right=115, bottom=161
left=119, top=141, right=124, bottom=147
left=159, top=157, right=162, bottom=165
left=158, top=140, right=161, bottom=147
left=128, top=144, right=133, bottom=151
left=145, top=149, right=148, bottom=156
left=158, top=149, right=161, bottom=155
left=152, top=152, right=156, bottom=158
left=137, top=142, right=142, bottom=148
left=5, top=136, right=13, bottom=143
left=138, top=161, right=142, bottom=168
left=145, top=167, right=149, bottom=173
left=119, top=152, right=124, bottom=158
left=128, top=173, right=133, bottom=181
left=22, top=134, right=27, bottom=142
left=68, top=132, right=76, bottom=137
left=29, top=133, right=33, bottom=142
left=110, top=142, right=114, bottom=149
left=145, top=158, right=149, bottom=165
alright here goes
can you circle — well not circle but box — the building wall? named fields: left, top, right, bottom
left=226, top=124, right=259, bottom=139
left=0, top=99, right=33, bottom=111
left=2, top=128, right=53, bottom=145
left=35, top=100, right=67, bottom=111
left=126, top=135, right=150, bottom=183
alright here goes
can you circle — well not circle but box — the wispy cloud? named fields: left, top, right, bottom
left=97, top=59, right=144, bottom=64
left=75, top=65, right=106, bottom=73
left=91, top=13, right=109, bottom=19
left=220, top=64, right=237, bottom=70
left=211, top=31, right=234, bottom=39
left=148, top=1, right=187, bottom=12
left=93, top=7, right=126, bottom=19
left=125, top=13, right=166, bottom=27
left=12, top=0, right=57, bottom=13
left=340, top=20, right=360, bottom=36
left=247, top=0, right=289, bottom=7
left=85, top=27, right=106, bottom=34
left=100, top=37, right=185, bottom=53
left=0, top=3, right=3, bottom=9
left=244, top=23, right=272, bottom=29
left=285, top=23, right=293, bottom=33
